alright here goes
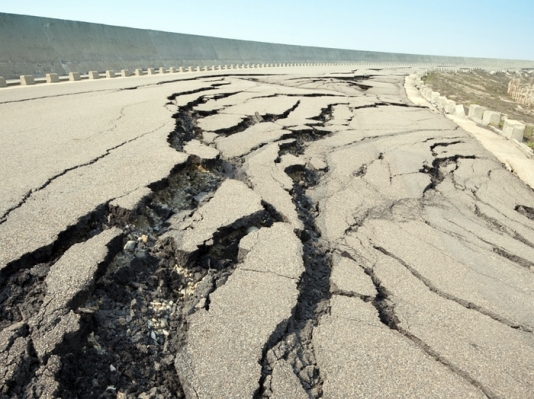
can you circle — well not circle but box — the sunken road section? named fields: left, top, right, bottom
left=1, top=66, right=534, bottom=398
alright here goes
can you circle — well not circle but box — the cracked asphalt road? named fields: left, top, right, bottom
left=1, top=66, right=534, bottom=398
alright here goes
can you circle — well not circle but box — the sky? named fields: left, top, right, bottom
left=1, top=0, right=533, bottom=60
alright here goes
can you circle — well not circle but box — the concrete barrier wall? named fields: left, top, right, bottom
left=2, top=12, right=534, bottom=79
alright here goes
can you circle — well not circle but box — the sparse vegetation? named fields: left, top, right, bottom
left=525, top=124, right=534, bottom=148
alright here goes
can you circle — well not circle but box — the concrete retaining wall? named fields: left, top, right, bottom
left=2, top=12, right=534, bottom=79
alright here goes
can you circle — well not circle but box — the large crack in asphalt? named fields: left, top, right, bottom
left=333, top=245, right=498, bottom=399
left=2, top=75, right=325, bottom=397
left=0, top=124, right=166, bottom=227
left=0, top=84, right=240, bottom=397
left=363, top=255, right=498, bottom=399
left=252, top=125, right=335, bottom=398
left=372, top=244, right=532, bottom=333
left=0, top=81, right=229, bottom=226
left=53, top=190, right=279, bottom=398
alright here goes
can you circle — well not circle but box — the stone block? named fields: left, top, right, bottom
left=437, top=96, right=448, bottom=111
left=88, top=71, right=100, bottom=79
left=169, top=67, right=177, bottom=73
left=195, top=67, right=201, bottom=72
left=121, top=69, right=131, bottom=77
left=135, top=69, right=144, bottom=76
left=468, top=104, right=487, bottom=123
left=147, top=68, right=155, bottom=75
left=0, top=76, right=6, bottom=87
left=445, top=100, right=456, bottom=114
left=179, top=67, right=184, bottom=72
left=69, top=72, right=81, bottom=81
left=502, top=120, right=526, bottom=141
left=105, top=70, right=115, bottom=78
left=20, top=75, right=35, bottom=85
left=159, top=67, right=167, bottom=74
left=482, top=110, right=501, bottom=127
left=46, top=73, right=59, bottom=83
left=455, top=104, right=466, bottom=117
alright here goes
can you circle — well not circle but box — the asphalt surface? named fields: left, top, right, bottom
left=1, top=65, right=534, bottom=398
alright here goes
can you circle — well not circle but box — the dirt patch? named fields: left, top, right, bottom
left=423, top=69, right=534, bottom=148
left=423, top=70, right=534, bottom=124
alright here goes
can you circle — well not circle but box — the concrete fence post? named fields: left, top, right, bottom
left=46, top=73, right=59, bottom=83
left=0, top=76, right=7, bottom=87
left=455, top=104, right=466, bottom=117
left=20, top=75, right=36, bottom=85
left=135, top=69, right=144, bottom=76
left=159, top=67, right=166, bottom=74
left=169, top=67, right=177, bottom=73
left=147, top=68, right=156, bottom=75
left=482, top=110, right=501, bottom=127
left=445, top=100, right=456, bottom=114
left=88, top=71, right=100, bottom=80
left=467, top=105, right=487, bottom=123
left=502, top=120, right=526, bottom=141
left=69, top=72, right=81, bottom=81
left=105, top=70, right=116, bottom=78
left=179, top=67, right=184, bottom=73
left=121, top=69, right=131, bottom=77
left=437, top=96, right=448, bottom=111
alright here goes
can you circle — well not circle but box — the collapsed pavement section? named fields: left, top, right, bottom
left=1, top=66, right=534, bottom=398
